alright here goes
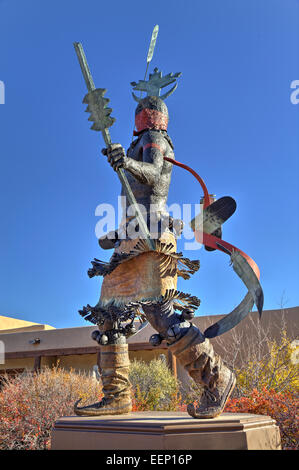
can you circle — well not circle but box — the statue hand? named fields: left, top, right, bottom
left=101, top=143, right=127, bottom=171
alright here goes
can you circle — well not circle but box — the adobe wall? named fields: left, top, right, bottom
left=0, top=307, right=298, bottom=382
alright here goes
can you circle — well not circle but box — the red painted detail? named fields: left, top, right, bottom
left=163, top=156, right=213, bottom=209
left=135, top=108, right=168, bottom=132
left=198, top=232, right=260, bottom=279
left=143, top=142, right=164, bottom=154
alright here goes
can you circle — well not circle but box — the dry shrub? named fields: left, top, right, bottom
left=0, top=365, right=101, bottom=450
left=225, top=387, right=298, bottom=450
left=212, top=311, right=299, bottom=397
left=234, top=330, right=299, bottom=396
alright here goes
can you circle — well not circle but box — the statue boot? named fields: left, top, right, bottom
left=168, top=325, right=236, bottom=418
left=74, top=343, right=132, bottom=416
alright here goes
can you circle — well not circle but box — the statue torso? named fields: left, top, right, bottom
left=121, top=129, right=175, bottom=216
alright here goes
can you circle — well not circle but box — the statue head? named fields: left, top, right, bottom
left=134, top=96, right=169, bottom=133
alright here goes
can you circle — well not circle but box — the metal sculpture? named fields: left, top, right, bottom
left=72, top=30, right=263, bottom=418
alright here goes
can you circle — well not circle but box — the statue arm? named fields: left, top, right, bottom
left=124, top=133, right=165, bottom=186
left=103, top=132, right=166, bottom=186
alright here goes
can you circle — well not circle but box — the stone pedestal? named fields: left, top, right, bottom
left=51, top=411, right=281, bottom=450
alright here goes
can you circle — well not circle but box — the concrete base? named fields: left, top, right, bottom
left=51, top=411, right=281, bottom=450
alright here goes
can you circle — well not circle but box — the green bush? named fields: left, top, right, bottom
left=129, top=357, right=180, bottom=411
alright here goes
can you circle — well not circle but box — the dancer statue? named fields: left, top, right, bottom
left=73, top=42, right=263, bottom=419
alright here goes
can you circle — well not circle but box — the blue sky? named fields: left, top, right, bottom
left=0, top=0, right=298, bottom=329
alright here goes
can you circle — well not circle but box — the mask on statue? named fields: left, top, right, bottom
left=134, top=96, right=169, bottom=133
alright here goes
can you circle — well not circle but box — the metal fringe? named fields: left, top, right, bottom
left=87, top=239, right=200, bottom=280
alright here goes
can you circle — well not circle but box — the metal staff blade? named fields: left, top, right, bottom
left=146, top=24, right=159, bottom=64
left=139, top=25, right=159, bottom=102
left=74, top=42, right=155, bottom=250
left=131, top=24, right=159, bottom=138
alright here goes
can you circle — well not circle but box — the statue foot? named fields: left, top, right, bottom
left=74, top=397, right=132, bottom=416
left=187, top=371, right=236, bottom=419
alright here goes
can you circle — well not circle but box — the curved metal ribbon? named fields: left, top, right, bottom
left=199, top=232, right=264, bottom=338
left=164, top=156, right=264, bottom=338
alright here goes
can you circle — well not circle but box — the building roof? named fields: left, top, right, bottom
left=0, top=315, right=55, bottom=334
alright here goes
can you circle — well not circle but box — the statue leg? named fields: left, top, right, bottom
left=143, top=302, right=236, bottom=419
left=74, top=319, right=132, bottom=416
